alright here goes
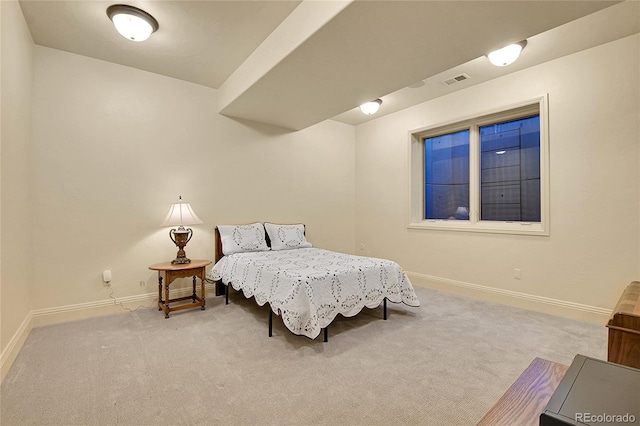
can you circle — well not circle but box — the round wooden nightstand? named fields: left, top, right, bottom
left=149, top=259, right=212, bottom=318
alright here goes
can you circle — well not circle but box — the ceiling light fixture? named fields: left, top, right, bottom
left=487, top=40, right=527, bottom=67
left=359, top=99, right=382, bottom=115
left=107, top=4, right=159, bottom=42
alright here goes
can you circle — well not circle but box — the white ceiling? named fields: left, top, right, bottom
left=19, top=0, right=639, bottom=130
left=19, top=0, right=302, bottom=89
left=334, top=0, right=640, bottom=126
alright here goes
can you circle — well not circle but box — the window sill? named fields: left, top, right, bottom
left=407, top=220, right=548, bottom=236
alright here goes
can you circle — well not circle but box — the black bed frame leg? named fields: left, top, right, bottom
left=323, top=326, right=328, bottom=343
left=383, top=297, right=388, bottom=320
left=269, top=309, right=273, bottom=337
left=225, top=283, right=229, bottom=305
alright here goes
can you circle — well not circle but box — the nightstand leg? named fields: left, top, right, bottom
left=200, top=273, right=206, bottom=310
left=192, top=276, right=197, bottom=302
left=164, top=281, right=171, bottom=318
left=158, top=276, right=163, bottom=310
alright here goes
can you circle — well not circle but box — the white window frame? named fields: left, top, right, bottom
left=408, top=95, right=549, bottom=236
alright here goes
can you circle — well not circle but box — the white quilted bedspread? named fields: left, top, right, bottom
left=208, top=248, right=420, bottom=339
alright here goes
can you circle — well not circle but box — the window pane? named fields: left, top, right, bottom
left=424, top=130, right=469, bottom=219
left=480, top=116, right=540, bottom=222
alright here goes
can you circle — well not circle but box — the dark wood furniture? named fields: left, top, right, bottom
left=213, top=227, right=225, bottom=295
left=149, top=259, right=211, bottom=318
left=540, top=355, right=640, bottom=426
left=607, top=281, right=640, bottom=369
left=477, top=357, right=569, bottom=426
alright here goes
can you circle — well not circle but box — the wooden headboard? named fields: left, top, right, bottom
left=214, top=227, right=223, bottom=263
left=213, top=226, right=224, bottom=296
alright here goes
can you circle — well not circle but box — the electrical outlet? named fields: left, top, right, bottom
left=359, top=243, right=365, bottom=251
left=514, top=268, right=522, bottom=280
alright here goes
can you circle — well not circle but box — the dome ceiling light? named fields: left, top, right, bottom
left=107, top=4, right=159, bottom=42
left=359, top=99, right=382, bottom=115
left=487, top=40, right=527, bottom=67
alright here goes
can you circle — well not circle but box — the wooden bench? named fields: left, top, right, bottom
left=606, top=281, right=640, bottom=369
left=476, top=357, right=569, bottom=426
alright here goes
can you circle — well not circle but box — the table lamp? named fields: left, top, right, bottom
left=161, top=196, right=203, bottom=264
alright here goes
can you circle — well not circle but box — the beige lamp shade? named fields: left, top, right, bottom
left=161, top=198, right=203, bottom=227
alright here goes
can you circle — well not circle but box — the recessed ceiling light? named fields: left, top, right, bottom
left=487, top=40, right=527, bottom=67
left=407, top=81, right=425, bottom=89
left=107, top=4, right=159, bottom=42
left=359, top=99, right=382, bottom=115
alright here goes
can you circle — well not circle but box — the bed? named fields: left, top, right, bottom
left=207, top=222, right=420, bottom=341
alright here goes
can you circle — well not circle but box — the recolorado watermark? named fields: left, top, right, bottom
left=575, top=413, right=636, bottom=423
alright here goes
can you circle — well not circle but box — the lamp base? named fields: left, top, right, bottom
left=169, top=227, right=193, bottom=265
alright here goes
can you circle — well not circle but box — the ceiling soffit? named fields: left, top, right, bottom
left=219, top=0, right=618, bottom=130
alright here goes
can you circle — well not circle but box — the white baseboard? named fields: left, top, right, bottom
left=407, top=271, right=611, bottom=325
left=1, top=284, right=217, bottom=382
left=31, top=290, right=158, bottom=328
left=3, top=276, right=609, bottom=382
left=1, top=311, right=33, bottom=382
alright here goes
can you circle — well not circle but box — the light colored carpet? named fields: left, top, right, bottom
left=1, top=287, right=606, bottom=425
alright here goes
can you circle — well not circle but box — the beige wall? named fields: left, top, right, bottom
left=355, top=34, right=640, bottom=321
left=1, top=0, right=34, bottom=371
left=28, top=46, right=355, bottom=311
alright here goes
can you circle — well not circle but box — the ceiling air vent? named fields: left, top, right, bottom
left=442, top=73, right=470, bottom=86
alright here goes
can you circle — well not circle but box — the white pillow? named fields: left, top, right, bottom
left=218, top=222, right=270, bottom=255
left=264, top=223, right=312, bottom=251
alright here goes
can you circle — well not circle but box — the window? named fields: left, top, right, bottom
left=410, top=96, right=548, bottom=235
left=479, top=116, right=540, bottom=222
left=424, top=130, right=469, bottom=220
